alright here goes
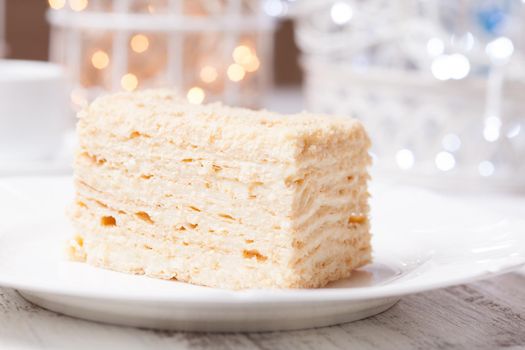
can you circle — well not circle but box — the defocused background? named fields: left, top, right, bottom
left=0, top=0, right=524, bottom=192
left=2, top=0, right=302, bottom=87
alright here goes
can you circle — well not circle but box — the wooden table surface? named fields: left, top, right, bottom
left=1, top=270, right=524, bottom=350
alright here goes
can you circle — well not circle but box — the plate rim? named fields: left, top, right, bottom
left=1, top=259, right=523, bottom=304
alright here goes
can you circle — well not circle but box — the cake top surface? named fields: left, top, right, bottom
left=83, top=89, right=361, bottom=131
left=78, top=89, right=370, bottom=162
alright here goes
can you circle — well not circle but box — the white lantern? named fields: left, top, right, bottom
left=47, top=0, right=276, bottom=110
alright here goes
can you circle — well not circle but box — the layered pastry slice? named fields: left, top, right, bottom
left=68, top=89, right=372, bottom=289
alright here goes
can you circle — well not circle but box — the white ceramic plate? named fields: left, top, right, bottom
left=0, top=158, right=71, bottom=176
left=0, top=176, right=524, bottom=332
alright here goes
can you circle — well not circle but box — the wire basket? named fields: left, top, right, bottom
left=295, top=0, right=525, bottom=191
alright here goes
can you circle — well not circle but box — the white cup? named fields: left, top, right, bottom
left=0, top=59, right=70, bottom=162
